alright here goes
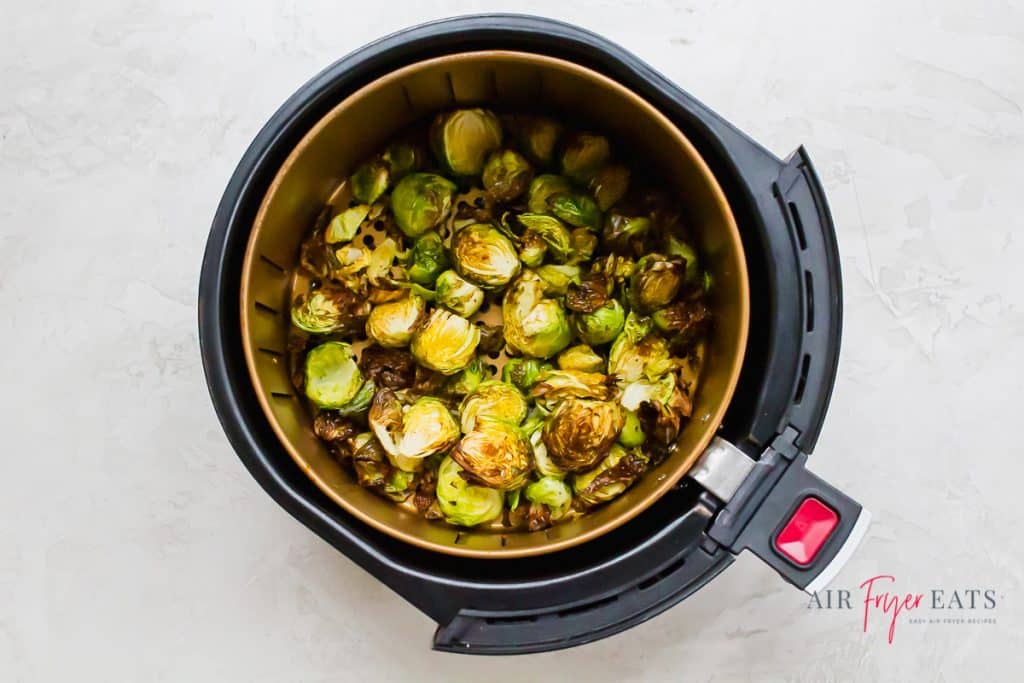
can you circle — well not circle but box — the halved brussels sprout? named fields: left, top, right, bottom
left=435, top=269, right=484, bottom=317
left=451, top=223, right=522, bottom=289
left=608, top=312, right=678, bottom=383
left=443, top=355, right=486, bottom=397
left=535, top=264, right=581, bottom=296
left=628, top=254, right=686, bottom=313
left=391, top=172, right=456, bottom=239
left=517, top=230, right=547, bottom=268
left=325, top=204, right=370, bottom=244
left=460, top=381, right=529, bottom=432
left=570, top=228, right=598, bottom=263
left=369, top=390, right=459, bottom=471
left=589, top=164, right=630, bottom=211
left=602, top=213, right=651, bottom=255
left=501, top=357, right=552, bottom=393
left=572, top=299, right=625, bottom=346
left=410, top=308, right=481, bottom=375
left=619, top=372, right=677, bottom=411
left=451, top=418, right=532, bottom=489
left=291, top=287, right=371, bottom=335
left=560, top=133, right=611, bottom=183
left=531, top=369, right=616, bottom=407
left=651, top=300, right=711, bottom=346
left=557, top=344, right=605, bottom=373
left=527, top=174, right=572, bottom=213
left=365, top=237, right=404, bottom=287
left=406, top=231, right=449, bottom=286
left=365, top=294, right=426, bottom=348
left=507, top=115, right=563, bottom=165
left=548, top=192, right=602, bottom=232
left=524, top=476, right=573, bottom=520
left=542, top=398, right=624, bottom=472
left=303, top=342, right=366, bottom=409
left=572, top=444, right=647, bottom=508
left=517, top=213, right=572, bottom=262
left=436, top=455, right=504, bottom=527
left=350, top=159, right=389, bottom=205
left=564, top=272, right=612, bottom=314
left=358, top=345, right=416, bottom=390
left=430, top=108, right=503, bottom=177
left=312, top=412, right=359, bottom=443
left=618, top=409, right=646, bottom=447
left=383, top=142, right=420, bottom=179
left=482, top=149, right=533, bottom=202
left=625, top=371, right=693, bottom=446
left=502, top=271, right=572, bottom=359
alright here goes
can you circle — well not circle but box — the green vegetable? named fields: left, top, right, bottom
left=391, top=173, right=456, bottom=239
left=303, top=342, right=365, bottom=409
left=325, top=205, right=370, bottom=244
left=436, top=456, right=504, bottom=527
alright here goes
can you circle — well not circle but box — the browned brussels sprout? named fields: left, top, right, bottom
left=451, top=419, right=533, bottom=489
left=542, top=398, right=624, bottom=472
left=430, top=108, right=503, bottom=177
left=482, top=149, right=533, bottom=202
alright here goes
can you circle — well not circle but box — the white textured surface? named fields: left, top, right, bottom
left=2, top=1, right=1022, bottom=680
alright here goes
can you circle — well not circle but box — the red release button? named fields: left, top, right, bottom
left=774, top=497, right=838, bottom=565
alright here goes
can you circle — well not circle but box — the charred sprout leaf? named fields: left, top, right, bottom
left=365, top=294, right=426, bottom=348
left=602, top=213, right=651, bottom=256
left=531, top=369, right=616, bottom=408
left=435, top=269, right=484, bottom=317
left=618, top=409, right=646, bottom=447
left=501, top=358, right=552, bottom=393
left=535, top=264, right=581, bottom=296
left=451, top=418, right=532, bottom=489
left=313, top=413, right=359, bottom=443
left=548, top=192, right=602, bottom=232
left=325, top=204, right=370, bottom=244
left=350, top=160, right=389, bottom=205
left=476, top=321, right=505, bottom=355
left=572, top=299, right=625, bottom=346
left=624, top=372, right=691, bottom=446
left=406, top=231, right=449, bottom=286
left=525, top=476, right=573, bottom=520
left=589, top=164, right=630, bottom=211
left=291, top=287, right=371, bottom=335
left=482, top=149, right=533, bottom=202
left=570, top=228, right=598, bottom=263
left=517, top=230, right=547, bottom=268
left=652, top=299, right=711, bottom=350
left=573, top=445, right=647, bottom=508
left=527, top=174, right=572, bottom=213
left=608, top=312, right=678, bottom=383
left=391, top=172, right=456, bottom=239
left=410, top=308, right=481, bottom=375
left=411, top=364, right=447, bottom=396
left=383, top=142, right=420, bottom=179
left=430, top=108, right=503, bottom=177
left=502, top=271, right=572, bottom=359
left=564, top=272, right=612, bottom=314
left=451, top=223, right=521, bottom=289
left=443, top=356, right=485, bottom=397
left=358, top=345, right=416, bottom=390
left=351, top=434, right=392, bottom=493
left=507, top=115, right=563, bottom=165
left=542, top=398, right=625, bottom=472
left=365, top=237, right=404, bottom=287
left=557, top=344, right=605, bottom=373
left=369, top=390, right=459, bottom=471
left=459, top=381, right=528, bottom=432
left=628, top=254, right=686, bottom=313
left=303, top=342, right=366, bottom=409
left=517, top=213, right=572, bottom=262
left=561, top=133, right=611, bottom=183
left=436, top=455, right=504, bottom=527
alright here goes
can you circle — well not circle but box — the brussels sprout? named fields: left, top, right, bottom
left=572, top=299, right=626, bottom=346
left=531, top=439, right=565, bottom=478
left=435, top=269, right=484, bottom=317
left=451, top=223, right=522, bottom=289
left=517, top=213, right=572, bottom=262
left=430, top=108, right=503, bottom=177
left=350, top=159, right=389, bottom=204
left=369, top=390, right=460, bottom=471
left=561, top=133, right=611, bottom=183
left=508, top=115, right=563, bottom=165
left=410, top=308, right=481, bottom=375
left=313, top=412, right=359, bottom=443
left=291, top=287, right=371, bottom=335
left=501, top=358, right=552, bottom=392
left=619, top=372, right=676, bottom=411
left=383, top=142, right=420, bottom=179
left=517, top=230, right=547, bottom=268
left=502, top=271, right=572, bottom=359
left=618, top=409, right=646, bottom=447
left=664, top=235, right=701, bottom=282
left=406, top=231, right=449, bottom=286
left=564, top=272, right=612, bottom=314
left=636, top=379, right=693, bottom=447
left=443, top=355, right=485, bottom=397
left=651, top=300, right=711, bottom=344
left=535, top=264, right=581, bottom=296
left=527, top=174, right=572, bottom=213
left=303, top=342, right=366, bottom=409
left=531, top=369, right=616, bottom=407
left=542, top=399, right=625, bottom=472
left=572, top=444, right=647, bottom=508
left=330, top=244, right=370, bottom=289
left=459, top=381, right=528, bottom=432
left=335, top=377, right=376, bottom=417
left=451, top=418, right=533, bottom=489
left=436, top=456, right=504, bottom=527
left=628, top=254, right=686, bottom=313
left=570, top=228, right=598, bottom=263
left=608, top=313, right=678, bottom=383
left=350, top=433, right=419, bottom=502
left=548, top=192, right=602, bottom=232
left=524, top=476, right=573, bottom=520
left=325, top=204, right=370, bottom=244
left=391, top=173, right=456, bottom=239
left=365, top=237, right=404, bottom=286
left=602, top=213, right=651, bottom=255
left=365, top=294, right=426, bottom=348
left=359, top=345, right=416, bottom=390
left=482, top=149, right=533, bottom=202
left=589, top=164, right=630, bottom=211
left=557, top=344, right=605, bottom=373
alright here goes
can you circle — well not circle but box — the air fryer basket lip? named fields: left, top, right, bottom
left=238, top=49, right=750, bottom=559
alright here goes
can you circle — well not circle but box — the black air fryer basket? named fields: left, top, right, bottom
left=199, top=15, right=869, bottom=654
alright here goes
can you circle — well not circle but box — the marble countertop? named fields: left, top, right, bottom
left=2, top=1, right=1021, bottom=680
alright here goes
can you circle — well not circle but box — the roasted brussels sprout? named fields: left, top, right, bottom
left=564, top=272, right=612, bottom=314
left=608, top=313, right=677, bottom=383
left=444, top=356, right=486, bottom=397
left=451, top=418, right=532, bottom=489
left=482, top=149, right=533, bottom=202
left=517, top=213, right=572, bottom=262
left=535, top=264, right=581, bottom=296
left=291, top=287, right=371, bottom=336
left=602, top=213, right=651, bottom=255
left=365, top=236, right=404, bottom=287
left=451, top=223, right=522, bottom=289
left=460, top=381, right=529, bottom=432
left=329, top=244, right=370, bottom=289
left=557, top=344, right=605, bottom=373
left=665, top=235, right=701, bottom=282
left=502, top=271, right=572, bottom=359
left=589, top=164, right=630, bottom=211
left=652, top=299, right=712, bottom=347
left=507, top=115, right=563, bottom=165
left=527, top=174, right=572, bottom=213
left=350, top=159, right=389, bottom=205
left=406, top=231, right=449, bottom=286
left=618, top=409, right=646, bottom=448
left=501, top=358, right=552, bottom=393
left=572, top=444, right=647, bottom=508
left=548, top=192, right=602, bottom=232
left=303, top=342, right=366, bottom=409
left=628, top=254, right=686, bottom=313
left=409, top=308, right=480, bottom=375
left=570, top=227, right=598, bottom=263
left=561, top=133, right=610, bottom=183
left=624, top=371, right=693, bottom=446
left=369, top=390, right=459, bottom=471
left=358, top=345, right=416, bottom=390
left=365, top=294, right=426, bottom=348
left=313, top=412, right=359, bottom=443
left=383, top=142, right=420, bottom=179
left=435, top=269, right=484, bottom=317
left=542, top=399, right=625, bottom=472
left=391, top=172, right=456, bottom=239
left=436, top=455, right=504, bottom=527
left=531, top=439, right=566, bottom=479
left=531, top=369, right=616, bottom=408
left=325, top=204, right=370, bottom=244
left=517, top=230, right=547, bottom=268
left=524, top=476, right=573, bottom=520
left=430, top=108, right=503, bottom=177
left=572, top=299, right=625, bottom=346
